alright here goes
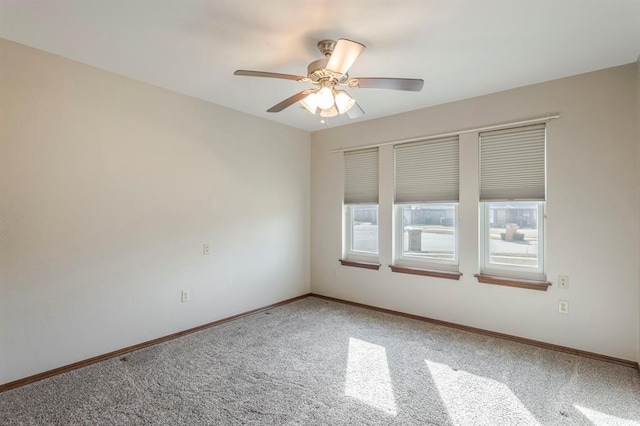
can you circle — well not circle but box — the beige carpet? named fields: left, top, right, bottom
left=1, top=296, right=639, bottom=425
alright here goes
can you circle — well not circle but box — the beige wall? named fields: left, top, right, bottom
left=1, top=37, right=638, bottom=385
left=311, top=63, right=639, bottom=362
left=637, top=57, right=640, bottom=361
left=0, top=39, right=311, bottom=385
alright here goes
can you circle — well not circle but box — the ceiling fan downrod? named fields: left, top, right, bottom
left=317, top=40, right=336, bottom=57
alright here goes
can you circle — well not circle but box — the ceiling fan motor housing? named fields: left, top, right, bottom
left=305, top=40, right=349, bottom=84
left=306, top=58, right=349, bottom=84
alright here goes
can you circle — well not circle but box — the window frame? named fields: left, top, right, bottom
left=342, top=147, right=380, bottom=266
left=392, top=135, right=460, bottom=273
left=478, top=123, right=547, bottom=283
left=480, top=201, right=546, bottom=280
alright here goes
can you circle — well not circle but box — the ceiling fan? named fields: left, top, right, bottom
left=234, top=38, right=424, bottom=123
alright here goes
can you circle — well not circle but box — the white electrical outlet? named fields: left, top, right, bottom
left=203, top=243, right=210, bottom=255
left=558, top=275, right=569, bottom=289
left=558, top=300, right=569, bottom=314
left=181, top=290, right=190, bottom=303
left=334, top=269, right=339, bottom=279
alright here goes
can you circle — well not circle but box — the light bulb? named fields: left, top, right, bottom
left=320, top=105, right=338, bottom=117
left=300, top=93, right=318, bottom=114
left=334, top=90, right=355, bottom=114
left=316, top=87, right=335, bottom=110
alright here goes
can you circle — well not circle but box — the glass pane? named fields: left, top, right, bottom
left=401, top=204, right=456, bottom=260
left=351, top=205, right=378, bottom=253
left=488, top=202, right=539, bottom=267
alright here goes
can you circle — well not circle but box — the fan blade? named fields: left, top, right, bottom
left=349, top=78, right=424, bottom=91
left=326, top=39, right=365, bottom=75
left=346, top=102, right=364, bottom=119
left=234, top=70, right=305, bottom=81
left=267, top=91, right=311, bottom=113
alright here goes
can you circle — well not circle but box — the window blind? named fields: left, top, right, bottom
left=344, top=148, right=379, bottom=204
left=479, top=123, right=546, bottom=201
left=394, top=136, right=459, bottom=203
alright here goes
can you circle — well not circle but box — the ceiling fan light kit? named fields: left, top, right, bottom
left=320, top=105, right=339, bottom=118
left=234, top=38, right=424, bottom=123
left=299, top=93, right=318, bottom=114
left=334, top=90, right=356, bottom=114
left=316, top=81, right=335, bottom=110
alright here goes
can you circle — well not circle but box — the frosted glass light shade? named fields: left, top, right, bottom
left=300, top=93, right=318, bottom=114
left=316, top=87, right=335, bottom=109
left=320, top=105, right=338, bottom=117
left=334, top=90, right=355, bottom=114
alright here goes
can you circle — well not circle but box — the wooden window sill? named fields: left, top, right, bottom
left=475, top=274, right=551, bottom=291
left=339, top=259, right=381, bottom=270
left=389, top=265, right=462, bottom=280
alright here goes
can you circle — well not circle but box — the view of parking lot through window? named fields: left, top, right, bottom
left=351, top=205, right=378, bottom=253
left=487, top=202, right=539, bottom=268
left=401, top=204, right=456, bottom=260
left=350, top=203, right=540, bottom=268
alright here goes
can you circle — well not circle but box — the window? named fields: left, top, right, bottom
left=345, top=204, right=379, bottom=257
left=394, top=136, right=459, bottom=271
left=343, top=148, right=379, bottom=264
left=396, top=203, right=457, bottom=265
left=482, top=202, right=544, bottom=276
left=479, top=124, right=546, bottom=281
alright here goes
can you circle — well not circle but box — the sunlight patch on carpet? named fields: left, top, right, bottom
left=426, top=360, right=539, bottom=426
left=345, top=337, right=397, bottom=415
left=574, top=404, right=639, bottom=425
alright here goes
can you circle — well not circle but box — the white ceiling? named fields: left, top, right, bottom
left=1, top=0, right=639, bottom=132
